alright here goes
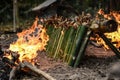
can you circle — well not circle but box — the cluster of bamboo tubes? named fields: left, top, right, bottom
left=39, top=15, right=92, bottom=67
left=40, top=14, right=119, bottom=67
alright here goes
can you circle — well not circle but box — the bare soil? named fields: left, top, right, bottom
left=0, top=33, right=120, bottom=80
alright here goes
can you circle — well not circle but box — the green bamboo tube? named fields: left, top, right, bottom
left=98, top=32, right=120, bottom=58
left=50, top=27, right=62, bottom=56
left=46, top=26, right=56, bottom=55
left=54, top=28, right=65, bottom=58
left=58, top=28, right=70, bottom=59
left=66, top=27, right=81, bottom=62
left=46, top=26, right=54, bottom=52
left=74, top=30, right=92, bottom=67
left=65, top=28, right=77, bottom=62
left=68, top=26, right=88, bottom=67
left=63, top=27, right=74, bottom=61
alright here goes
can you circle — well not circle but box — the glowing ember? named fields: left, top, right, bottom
left=7, top=18, right=49, bottom=63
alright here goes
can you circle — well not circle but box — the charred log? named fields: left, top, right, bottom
left=2, top=57, right=17, bottom=66
left=2, top=53, right=56, bottom=80
left=90, top=19, right=118, bottom=33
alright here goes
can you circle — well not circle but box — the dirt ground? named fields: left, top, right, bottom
left=0, top=33, right=120, bottom=80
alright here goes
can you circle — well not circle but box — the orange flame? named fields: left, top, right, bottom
left=8, top=18, right=49, bottom=63
left=97, top=9, right=120, bottom=50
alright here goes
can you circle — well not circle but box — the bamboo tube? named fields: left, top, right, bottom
left=66, top=27, right=81, bottom=62
left=74, top=30, right=92, bottom=67
left=63, top=27, right=74, bottom=61
left=98, top=32, right=120, bottom=58
left=46, top=26, right=55, bottom=53
left=68, top=26, right=88, bottom=66
left=50, top=28, right=62, bottom=56
left=54, top=28, right=65, bottom=58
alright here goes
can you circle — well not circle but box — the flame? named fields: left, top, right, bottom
left=96, top=30, right=120, bottom=50
left=96, top=9, right=120, bottom=50
left=7, top=18, right=49, bottom=64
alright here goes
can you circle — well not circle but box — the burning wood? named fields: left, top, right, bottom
left=2, top=18, right=52, bottom=79
left=3, top=56, right=55, bottom=80
left=90, top=19, right=118, bottom=33
left=98, top=33, right=120, bottom=58
left=94, top=9, right=120, bottom=50
left=5, top=18, right=49, bottom=64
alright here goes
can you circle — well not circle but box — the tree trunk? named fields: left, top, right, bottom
left=13, top=0, right=19, bottom=32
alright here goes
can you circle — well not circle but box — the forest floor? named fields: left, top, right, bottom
left=0, top=28, right=120, bottom=80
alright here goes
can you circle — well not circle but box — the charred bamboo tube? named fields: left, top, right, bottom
left=98, top=33, right=120, bottom=58
left=90, top=20, right=118, bottom=33
left=68, top=26, right=88, bottom=66
left=21, top=61, right=56, bottom=80
left=74, top=30, right=92, bottom=67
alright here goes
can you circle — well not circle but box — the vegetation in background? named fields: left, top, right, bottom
left=0, top=0, right=120, bottom=25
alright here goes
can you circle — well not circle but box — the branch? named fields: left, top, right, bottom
left=21, top=61, right=56, bottom=80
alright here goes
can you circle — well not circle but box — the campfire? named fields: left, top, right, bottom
left=5, top=17, right=49, bottom=64
left=2, top=18, right=56, bottom=80
left=1, top=9, right=120, bottom=79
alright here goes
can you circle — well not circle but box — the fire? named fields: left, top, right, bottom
left=7, top=18, right=49, bottom=64
left=97, top=9, right=120, bottom=50
left=96, top=31, right=120, bottom=50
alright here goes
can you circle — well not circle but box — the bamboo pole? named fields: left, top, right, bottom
left=68, top=26, right=88, bottom=66
left=50, top=28, right=62, bottom=56
left=54, top=28, right=65, bottom=58
left=74, top=30, right=92, bottom=67
left=63, top=27, right=74, bottom=61
left=66, top=27, right=81, bottom=62
left=67, top=27, right=80, bottom=62
left=47, top=27, right=60, bottom=56
left=46, top=26, right=55, bottom=53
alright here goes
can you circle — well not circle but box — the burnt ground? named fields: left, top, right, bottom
left=0, top=33, right=120, bottom=80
